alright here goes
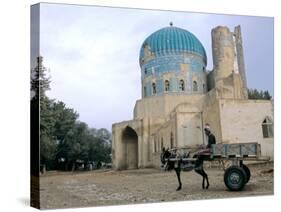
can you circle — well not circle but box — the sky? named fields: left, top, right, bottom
left=37, top=3, right=274, bottom=131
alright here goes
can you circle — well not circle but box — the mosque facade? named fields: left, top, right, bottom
left=112, top=24, right=274, bottom=170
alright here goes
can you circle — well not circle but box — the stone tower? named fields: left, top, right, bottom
left=211, top=25, right=247, bottom=99
left=233, top=25, right=248, bottom=98
left=212, top=26, right=235, bottom=80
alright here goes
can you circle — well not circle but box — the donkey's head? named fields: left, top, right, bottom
left=160, top=147, right=175, bottom=171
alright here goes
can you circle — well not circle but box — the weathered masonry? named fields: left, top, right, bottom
left=112, top=24, right=273, bottom=170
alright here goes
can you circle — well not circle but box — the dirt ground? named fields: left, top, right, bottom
left=39, top=162, right=273, bottom=209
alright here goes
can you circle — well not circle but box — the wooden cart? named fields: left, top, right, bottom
left=166, top=143, right=269, bottom=191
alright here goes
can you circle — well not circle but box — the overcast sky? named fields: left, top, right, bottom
left=38, top=3, right=274, bottom=131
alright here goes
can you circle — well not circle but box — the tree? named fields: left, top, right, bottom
left=96, top=128, right=111, bottom=143
left=31, top=56, right=56, bottom=171
left=40, top=133, right=57, bottom=171
left=87, top=128, right=112, bottom=164
left=31, top=56, right=51, bottom=101
left=264, top=90, right=272, bottom=100
left=56, top=122, right=89, bottom=171
left=52, top=101, right=78, bottom=142
left=248, top=88, right=272, bottom=100
left=59, top=124, right=112, bottom=171
left=32, top=56, right=112, bottom=172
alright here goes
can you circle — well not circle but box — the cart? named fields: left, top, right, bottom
left=165, top=142, right=269, bottom=191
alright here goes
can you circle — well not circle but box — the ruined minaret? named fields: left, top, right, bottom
left=233, top=25, right=248, bottom=99
left=211, top=25, right=248, bottom=99
left=212, top=26, right=235, bottom=80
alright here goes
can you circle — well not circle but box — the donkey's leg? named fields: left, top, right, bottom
left=194, top=169, right=205, bottom=189
left=202, top=169, right=209, bottom=189
left=175, top=168, right=182, bottom=191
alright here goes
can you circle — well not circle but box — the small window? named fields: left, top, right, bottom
left=193, top=81, right=198, bottom=92
left=262, top=117, right=273, bottom=138
left=203, top=83, right=205, bottom=92
left=165, top=80, right=170, bottom=92
left=144, top=68, right=148, bottom=75
left=152, top=82, right=156, bottom=94
left=179, top=80, right=185, bottom=91
left=161, top=138, right=163, bottom=150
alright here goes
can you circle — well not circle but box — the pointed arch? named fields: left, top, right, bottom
left=152, top=82, right=156, bottom=94
left=122, top=126, right=138, bottom=169
left=262, top=117, right=273, bottom=138
left=179, top=79, right=185, bottom=91
left=165, top=80, right=170, bottom=92
left=193, top=81, right=198, bottom=92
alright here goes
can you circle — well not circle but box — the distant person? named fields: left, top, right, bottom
left=204, top=124, right=216, bottom=149
left=97, top=161, right=102, bottom=169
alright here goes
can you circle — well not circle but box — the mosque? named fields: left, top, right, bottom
left=112, top=23, right=273, bottom=170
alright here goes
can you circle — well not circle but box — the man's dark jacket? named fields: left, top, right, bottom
left=207, top=133, right=216, bottom=148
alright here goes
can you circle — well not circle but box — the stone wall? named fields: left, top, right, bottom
left=112, top=119, right=143, bottom=170
left=218, top=99, right=274, bottom=158
left=134, top=94, right=205, bottom=119
left=152, top=115, right=176, bottom=152
left=202, top=90, right=222, bottom=143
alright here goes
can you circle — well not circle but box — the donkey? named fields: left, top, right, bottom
left=160, top=148, right=209, bottom=191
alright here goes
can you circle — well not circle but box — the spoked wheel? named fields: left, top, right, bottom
left=241, top=164, right=251, bottom=184
left=224, top=166, right=247, bottom=191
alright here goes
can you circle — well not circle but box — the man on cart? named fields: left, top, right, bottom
left=195, top=124, right=216, bottom=157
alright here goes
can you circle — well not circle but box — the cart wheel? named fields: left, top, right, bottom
left=224, top=166, right=247, bottom=191
left=241, top=164, right=251, bottom=183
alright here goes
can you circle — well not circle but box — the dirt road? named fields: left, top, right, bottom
left=40, top=162, right=273, bottom=209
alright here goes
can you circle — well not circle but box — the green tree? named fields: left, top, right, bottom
left=40, top=133, right=57, bottom=170
left=31, top=56, right=51, bottom=101
left=248, top=88, right=272, bottom=100
left=52, top=101, right=78, bottom=141
left=96, top=128, right=111, bottom=143
left=32, top=56, right=112, bottom=172
left=264, top=90, right=272, bottom=100
left=57, top=122, right=89, bottom=171
left=87, top=128, right=112, bottom=163
left=31, top=56, right=57, bottom=171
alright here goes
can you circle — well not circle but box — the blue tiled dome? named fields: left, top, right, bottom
left=140, top=25, right=207, bottom=65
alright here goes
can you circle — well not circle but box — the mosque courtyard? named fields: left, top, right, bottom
left=39, top=162, right=273, bottom=209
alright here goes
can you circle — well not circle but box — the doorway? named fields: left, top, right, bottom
left=122, top=126, right=138, bottom=169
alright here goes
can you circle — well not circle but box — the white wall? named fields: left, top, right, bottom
left=218, top=99, right=274, bottom=158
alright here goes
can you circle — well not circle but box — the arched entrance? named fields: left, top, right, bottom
left=122, top=126, right=138, bottom=169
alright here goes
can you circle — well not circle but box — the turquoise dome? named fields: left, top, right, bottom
left=139, top=26, right=207, bottom=65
